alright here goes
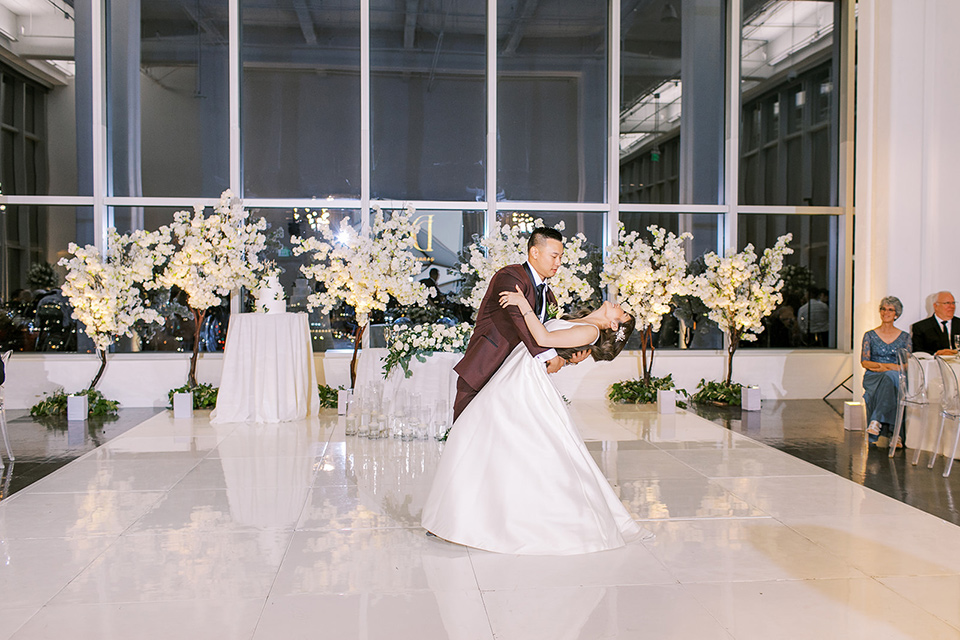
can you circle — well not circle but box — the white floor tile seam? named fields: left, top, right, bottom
left=723, top=471, right=960, bottom=529
left=766, top=517, right=960, bottom=581
left=10, top=533, right=132, bottom=620
left=633, top=515, right=776, bottom=523
left=669, top=574, right=898, bottom=586
left=672, top=576, right=943, bottom=640
left=292, top=524, right=424, bottom=534
left=252, top=522, right=307, bottom=639
left=468, top=591, right=500, bottom=640
left=673, top=581, right=741, bottom=639
left=870, top=577, right=960, bottom=633
left=0, top=604, right=40, bottom=640
left=0, top=418, right=225, bottom=505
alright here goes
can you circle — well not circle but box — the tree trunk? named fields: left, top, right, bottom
left=89, top=348, right=107, bottom=390
left=640, top=327, right=654, bottom=384
left=350, top=322, right=366, bottom=389
left=725, top=333, right=739, bottom=385
left=189, top=308, right=207, bottom=388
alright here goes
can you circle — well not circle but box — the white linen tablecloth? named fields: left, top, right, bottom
left=211, top=313, right=320, bottom=423
left=354, top=348, right=460, bottom=412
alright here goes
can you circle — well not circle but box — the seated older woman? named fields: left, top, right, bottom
left=861, top=295, right=911, bottom=448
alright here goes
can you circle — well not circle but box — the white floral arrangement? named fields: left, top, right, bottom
left=459, top=220, right=594, bottom=312
left=156, top=190, right=268, bottom=312
left=155, top=189, right=268, bottom=386
left=601, top=224, right=694, bottom=333
left=692, top=234, right=793, bottom=383
left=382, top=322, right=474, bottom=378
left=291, top=204, right=430, bottom=327
left=59, top=228, right=170, bottom=353
left=59, top=228, right=171, bottom=389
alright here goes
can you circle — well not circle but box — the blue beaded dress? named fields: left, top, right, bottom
left=860, top=329, right=912, bottom=439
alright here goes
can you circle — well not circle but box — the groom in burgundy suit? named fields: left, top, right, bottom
left=453, top=227, right=588, bottom=420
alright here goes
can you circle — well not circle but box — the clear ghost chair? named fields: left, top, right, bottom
left=890, top=348, right=929, bottom=458
left=0, top=350, right=14, bottom=466
left=932, top=355, right=960, bottom=476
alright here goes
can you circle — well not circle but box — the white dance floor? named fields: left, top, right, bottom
left=2, top=404, right=960, bottom=639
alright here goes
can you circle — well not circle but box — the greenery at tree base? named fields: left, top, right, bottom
left=607, top=374, right=687, bottom=408
left=607, top=375, right=747, bottom=408
left=30, top=388, right=120, bottom=417
left=317, top=384, right=342, bottom=409
left=687, top=379, right=744, bottom=406
left=167, top=383, right=219, bottom=409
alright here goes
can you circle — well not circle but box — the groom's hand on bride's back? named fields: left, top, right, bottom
left=545, top=350, right=589, bottom=374
left=545, top=356, right=564, bottom=374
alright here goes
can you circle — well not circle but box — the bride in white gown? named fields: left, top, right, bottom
left=422, top=288, right=649, bottom=555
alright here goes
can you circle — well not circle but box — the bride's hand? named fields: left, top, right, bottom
left=499, top=285, right=533, bottom=314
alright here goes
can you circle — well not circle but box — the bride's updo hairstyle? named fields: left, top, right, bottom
left=554, top=309, right=636, bottom=362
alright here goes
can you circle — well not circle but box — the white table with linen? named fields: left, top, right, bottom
left=211, top=313, right=320, bottom=423
left=905, top=355, right=960, bottom=458
left=354, top=348, right=460, bottom=412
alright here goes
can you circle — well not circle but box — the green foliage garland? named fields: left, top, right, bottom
left=687, top=378, right=743, bottom=406
left=317, top=384, right=341, bottom=409
left=607, top=374, right=687, bottom=408
left=30, top=388, right=120, bottom=417
left=167, top=383, right=219, bottom=409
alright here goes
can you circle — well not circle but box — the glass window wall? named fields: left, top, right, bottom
left=740, top=0, right=839, bottom=206
left=108, top=0, right=230, bottom=198
left=370, top=0, right=486, bottom=201
left=0, top=1, right=851, bottom=356
left=497, top=1, right=607, bottom=202
left=738, top=213, right=839, bottom=348
left=619, top=0, right=725, bottom=205
left=3, top=205, right=89, bottom=354
left=619, top=211, right=723, bottom=350
left=241, top=0, right=361, bottom=199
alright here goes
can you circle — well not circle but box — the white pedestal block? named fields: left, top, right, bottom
left=741, top=386, right=761, bottom=411
left=844, top=401, right=866, bottom=431
left=66, top=394, right=87, bottom=421
left=657, top=390, right=676, bottom=414
left=173, top=392, right=194, bottom=419
left=337, top=389, right=352, bottom=415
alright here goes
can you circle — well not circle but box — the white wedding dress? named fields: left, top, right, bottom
left=421, top=319, right=645, bottom=555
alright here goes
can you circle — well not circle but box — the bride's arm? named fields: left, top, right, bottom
left=498, top=286, right=597, bottom=348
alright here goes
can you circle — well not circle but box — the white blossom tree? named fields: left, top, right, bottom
left=601, top=224, right=694, bottom=383
left=59, top=228, right=171, bottom=390
left=156, top=190, right=268, bottom=387
left=692, top=234, right=793, bottom=385
left=459, top=220, right=595, bottom=315
left=292, top=205, right=430, bottom=387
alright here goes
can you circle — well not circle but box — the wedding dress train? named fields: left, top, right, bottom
left=421, top=319, right=645, bottom=555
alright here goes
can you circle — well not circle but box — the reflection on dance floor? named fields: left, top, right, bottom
left=3, top=406, right=960, bottom=639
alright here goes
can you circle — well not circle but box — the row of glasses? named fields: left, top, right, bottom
left=344, top=385, right=453, bottom=442
left=344, top=382, right=382, bottom=437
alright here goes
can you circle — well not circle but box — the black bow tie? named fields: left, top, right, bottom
left=535, top=283, right=546, bottom=317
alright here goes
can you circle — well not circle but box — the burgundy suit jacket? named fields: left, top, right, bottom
left=454, top=263, right=557, bottom=395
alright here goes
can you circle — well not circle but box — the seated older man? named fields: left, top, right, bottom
left=911, top=291, right=959, bottom=356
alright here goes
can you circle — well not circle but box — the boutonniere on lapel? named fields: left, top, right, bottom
left=546, top=303, right=560, bottom=320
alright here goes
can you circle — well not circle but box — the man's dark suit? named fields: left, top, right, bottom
left=453, top=263, right=555, bottom=420
left=911, top=315, right=960, bottom=354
